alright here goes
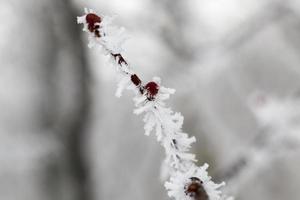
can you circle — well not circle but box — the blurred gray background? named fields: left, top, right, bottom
left=1, top=0, right=300, bottom=200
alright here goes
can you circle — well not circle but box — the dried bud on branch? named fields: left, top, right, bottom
left=112, top=53, right=128, bottom=65
left=185, top=177, right=208, bottom=200
left=131, top=74, right=142, bottom=86
left=145, top=81, right=159, bottom=100
left=86, top=13, right=101, bottom=37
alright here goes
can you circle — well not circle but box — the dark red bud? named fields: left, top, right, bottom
left=86, top=13, right=102, bottom=35
left=145, top=81, right=159, bottom=100
left=184, top=177, right=208, bottom=200
left=111, top=54, right=128, bottom=65
left=131, top=74, right=141, bottom=86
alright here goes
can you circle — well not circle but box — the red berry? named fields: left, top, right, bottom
left=145, top=81, right=159, bottom=100
left=86, top=13, right=101, bottom=33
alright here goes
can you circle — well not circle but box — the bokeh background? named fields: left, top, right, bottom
left=1, top=0, right=300, bottom=200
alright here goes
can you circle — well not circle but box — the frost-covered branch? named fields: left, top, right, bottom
left=77, top=8, right=231, bottom=200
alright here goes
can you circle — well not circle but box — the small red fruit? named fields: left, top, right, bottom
left=86, top=13, right=101, bottom=35
left=145, top=81, right=159, bottom=100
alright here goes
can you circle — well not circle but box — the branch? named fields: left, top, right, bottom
left=77, top=8, right=232, bottom=200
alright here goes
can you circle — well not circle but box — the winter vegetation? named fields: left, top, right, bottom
left=78, top=8, right=231, bottom=200
left=2, top=1, right=300, bottom=200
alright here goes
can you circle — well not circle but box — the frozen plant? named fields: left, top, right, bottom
left=77, top=8, right=231, bottom=200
